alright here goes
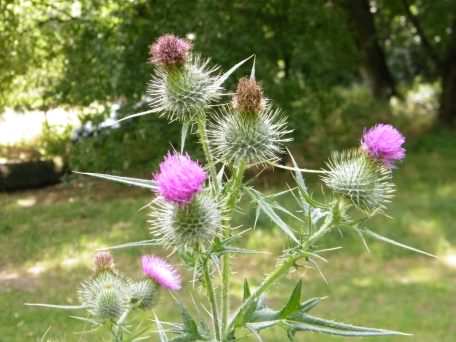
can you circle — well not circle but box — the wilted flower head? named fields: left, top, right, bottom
left=154, top=152, right=207, bottom=204
left=142, top=256, right=182, bottom=291
left=149, top=34, right=192, bottom=66
left=233, top=77, right=264, bottom=114
left=94, top=251, right=114, bottom=273
left=361, top=124, right=406, bottom=168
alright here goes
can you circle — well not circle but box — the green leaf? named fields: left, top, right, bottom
left=284, top=318, right=410, bottom=337
left=298, top=297, right=322, bottom=313
left=288, top=149, right=308, bottom=195
left=359, top=228, right=437, bottom=258
left=180, top=121, right=190, bottom=153
left=153, top=314, right=169, bottom=342
left=113, top=108, right=159, bottom=125
left=243, top=279, right=251, bottom=301
left=97, top=239, right=158, bottom=251
left=216, top=55, right=254, bottom=87
left=74, top=172, right=156, bottom=190
left=25, top=303, right=86, bottom=310
left=247, top=188, right=299, bottom=243
left=279, top=281, right=302, bottom=318
left=246, top=320, right=280, bottom=332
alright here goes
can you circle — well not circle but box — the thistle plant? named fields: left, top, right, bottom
left=28, top=34, right=435, bottom=341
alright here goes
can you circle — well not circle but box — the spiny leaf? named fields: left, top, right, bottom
left=288, top=314, right=411, bottom=336
left=153, top=314, right=170, bottom=342
left=279, top=281, right=302, bottom=318
left=180, top=121, right=190, bottom=153
left=246, top=320, right=279, bottom=332
left=74, top=172, right=156, bottom=190
left=25, top=303, right=86, bottom=310
left=359, top=228, right=437, bottom=258
left=216, top=55, right=254, bottom=87
left=243, top=280, right=251, bottom=301
left=247, top=188, right=299, bottom=243
left=298, top=297, right=322, bottom=313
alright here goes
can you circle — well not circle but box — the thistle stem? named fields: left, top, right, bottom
left=226, top=255, right=299, bottom=336
left=225, top=216, right=334, bottom=338
left=196, top=115, right=219, bottom=192
left=221, top=160, right=246, bottom=334
left=203, top=260, right=222, bottom=341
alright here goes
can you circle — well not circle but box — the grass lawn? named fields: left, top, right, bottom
left=1, top=131, right=455, bottom=341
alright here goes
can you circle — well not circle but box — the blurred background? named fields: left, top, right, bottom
left=1, top=0, right=455, bottom=341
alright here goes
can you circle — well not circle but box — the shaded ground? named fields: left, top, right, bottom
left=1, top=132, right=456, bottom=341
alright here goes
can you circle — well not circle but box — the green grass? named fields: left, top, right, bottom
left=1, top=130, right=456, bottom=341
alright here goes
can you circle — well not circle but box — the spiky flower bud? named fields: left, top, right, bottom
left=142, top=255, right=182, bottom=291
left=147, top=35, right=223, bottom=121
left=78, top=273, right=130, bottom=321
left=149, top=34, right=192, bottom=67
left=129, top=279, right=160, bottom=309
left=149, top=193, right=222, bottom=250
left=232, top=77, right=264, bottom=115
left=154, top=152, right=207, bottom=205
left=361, top=123, right=406, bottom=168
left=208, top=105, right=291, bottom=165
left=94, top=251, right=114, bottom=274
left=322, top=150, right=395, bottom=211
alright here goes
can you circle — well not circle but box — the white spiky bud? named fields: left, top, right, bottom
left=321, top=149, right=395, bottom=211
left=208, top=105, right=291, bottom=165
left=78, top=273, right=130, bottom=321
left=148, top=193, right=222, bottom=250
left=147, top=55, right=223, bottom=122
left=129, top=279, right=160, bottom=309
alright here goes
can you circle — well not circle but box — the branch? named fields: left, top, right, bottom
left=401, top=0, right=442, bottom=69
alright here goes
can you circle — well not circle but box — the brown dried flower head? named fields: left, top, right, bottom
left=94, top=251, right=114, bottom=273
left=232, top=77, right=264, bottom=114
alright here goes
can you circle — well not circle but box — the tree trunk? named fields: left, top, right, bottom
left=341, top=0, right=397, bottom=98
left=438, top=21, right=456, bottom=126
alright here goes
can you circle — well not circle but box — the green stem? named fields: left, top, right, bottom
left=226, top=255, right=299, bottom=336
left=225, top=215, right=335, bottom=339
left=221, top=160, right=246, bottom=334
left=203, top=260, right=222, bottom=341
left=196, top=116, right=219, bottom=192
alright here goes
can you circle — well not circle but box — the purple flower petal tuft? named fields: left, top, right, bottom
left=361, top=123, right=406, bottom=168
left=154, top=152, right=207, bottom=204
left=149, top=34, right=192, bottom=66
left=142, top=255, right=181, bottom=291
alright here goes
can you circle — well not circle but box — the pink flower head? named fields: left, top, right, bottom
left=149, top=34, right=192, bottom=66
left=142, top=255, right=181, bottom=291
left=361, top=123, right=406, bottom=168
left=154, top=152, right=207, bottom=204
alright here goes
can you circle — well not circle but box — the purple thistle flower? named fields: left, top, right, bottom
left=142, top=255, right=182, bottom=291
left=154, top=152, right=207, bottom=204
left=361, top=123, right=406, bottom=168
left=149, top=34, right=192, bottom=66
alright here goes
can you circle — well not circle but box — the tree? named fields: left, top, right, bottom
left=340, top=0, right=397, bottom=98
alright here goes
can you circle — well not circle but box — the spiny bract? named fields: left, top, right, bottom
left=78, top=273, right=130, bottom=321
left=321, top=149, right=395, bottom=211
left=148, top=193, right=222, bottom=250
left=208, top=105, right=291, bottom=165
left=129, top=279, right=160, bottom=309
left=147, top=55, right=223, bottom=122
